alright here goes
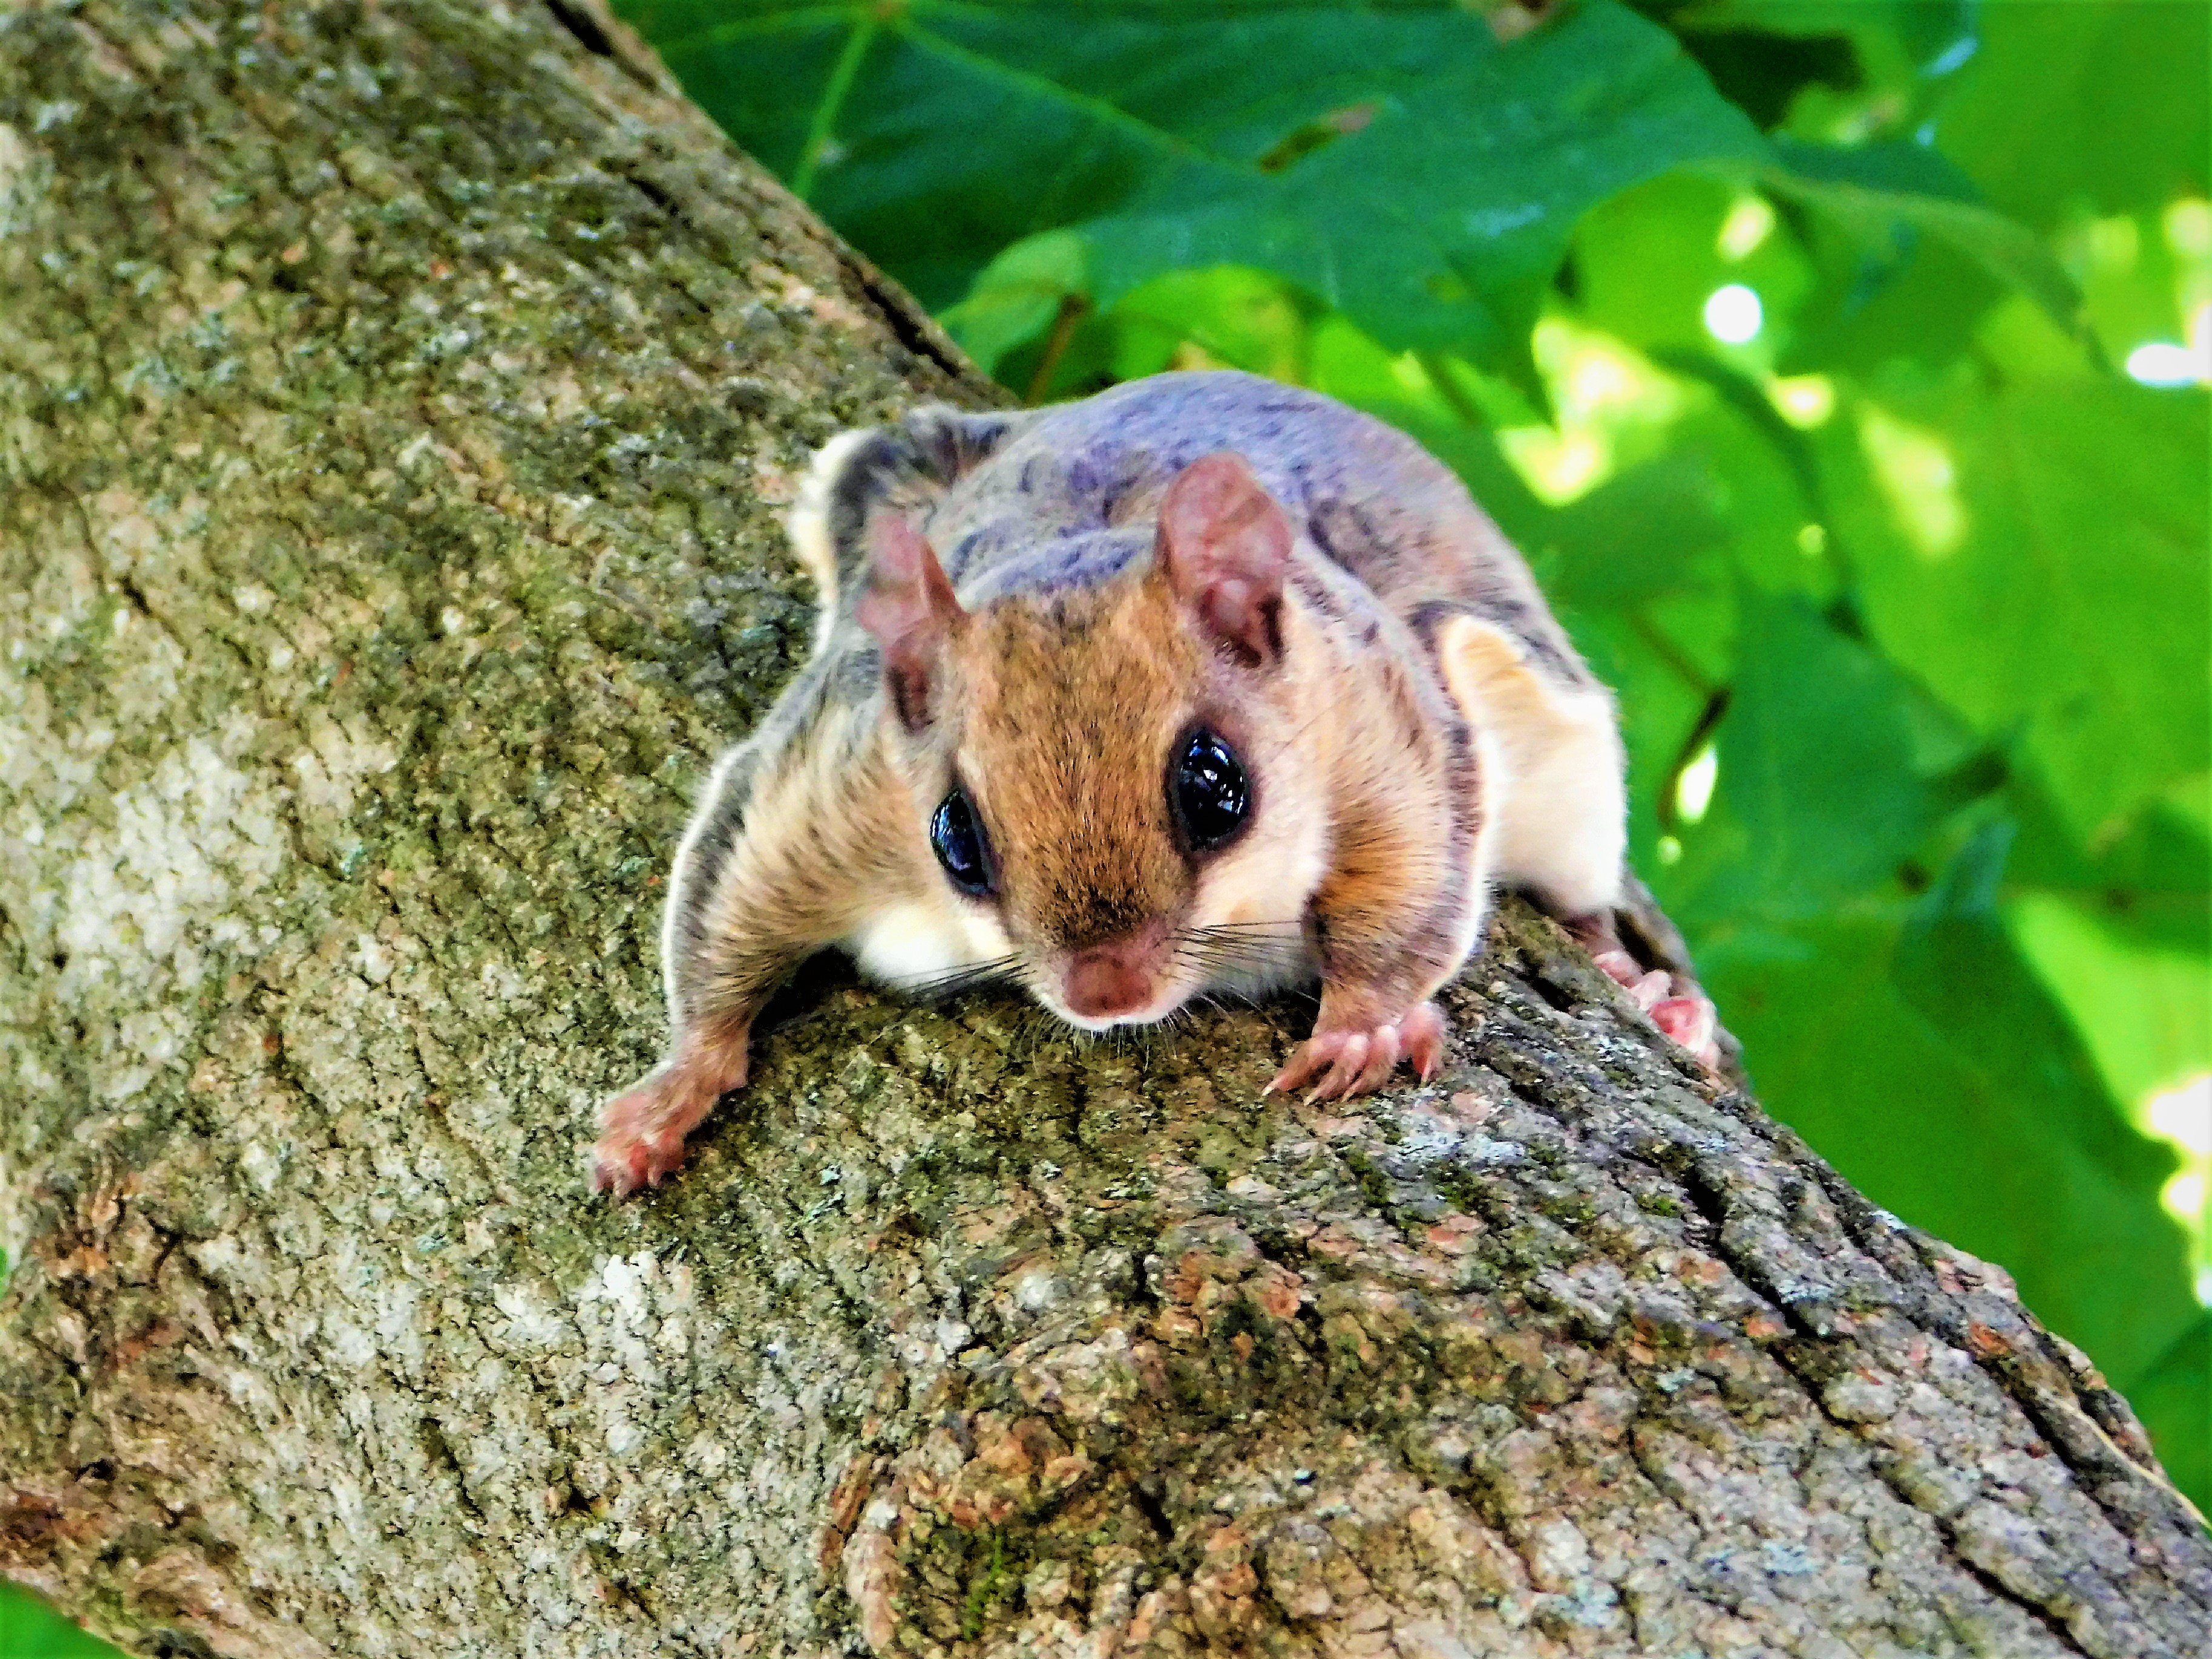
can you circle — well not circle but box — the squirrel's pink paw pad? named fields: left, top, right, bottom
left=1592, top=948, right=1721, bottom=1072
left=1269, top=1001, right=1446, bottom=1103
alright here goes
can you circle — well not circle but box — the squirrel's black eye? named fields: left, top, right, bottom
left=930, top=787, right=995, bottom=897
left=1171, top=729, right=1250, bottom=852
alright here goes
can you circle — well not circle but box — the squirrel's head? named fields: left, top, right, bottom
left=857, top=454, right=1326, bottom=1028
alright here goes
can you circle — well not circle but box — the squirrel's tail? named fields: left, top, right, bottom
left=785, top=427, right=877, bottom=659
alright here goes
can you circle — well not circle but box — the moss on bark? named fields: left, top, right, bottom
left=1, top=3, right=2206, bottom=1657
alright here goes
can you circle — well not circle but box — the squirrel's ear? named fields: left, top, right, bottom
left=857, top=515, right=965, bottom=730
left=1156, top=453, right=1291, bottom=666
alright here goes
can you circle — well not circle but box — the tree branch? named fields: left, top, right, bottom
left=0, top=3, right=2204, bottom=1657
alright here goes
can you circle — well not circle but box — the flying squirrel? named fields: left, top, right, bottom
left=592, top=370, right=1718, bottom=1195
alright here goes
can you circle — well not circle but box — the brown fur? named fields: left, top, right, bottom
left=879, top=548, right=1489, bottom=1033
left=962, top=586, right=1201, bottom=948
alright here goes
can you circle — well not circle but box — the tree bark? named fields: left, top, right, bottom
left=0, top=2, right=2205, bottom=1657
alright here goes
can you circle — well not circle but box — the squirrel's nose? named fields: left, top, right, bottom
left=1063, top=925, right=1167, bottom=1019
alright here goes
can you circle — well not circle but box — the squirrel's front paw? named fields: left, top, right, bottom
left=1267, top=1000, right=1446, bottom=1102
left=590, top=1037, right=748, bottom=1196
left=592, top=1074, right=708, bottom=1196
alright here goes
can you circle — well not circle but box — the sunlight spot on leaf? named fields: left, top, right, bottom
left=1497, top=426, right=1606, bottom=504
left=1770, top=374, right=1835, bottom=428
left=2163, top=1170, right=2205, bottom=1229
left=1496, top=319, right=1684, bottom=504
left=2165, top=198, right=2212, bottom=260
left=2148, top=1074, right=2211, bottom=1157
left=1538, top=318, right=1680, bottom=424
left=1855, top=404, right=1966, bottom=559
left=1716, top=196, right=1775, bottom=262
left=1566, top=350, right=1638, bottom=411
left=1702, top=283, right=1761, bottom=345
left=1675, top=744, right=1718, bottom=825
left=1656, top=835, right=1682, bottom=866
left=2085, top=214, right=2141, bottom=273
left=1797, top=523, right=1828, bottom=556
left=2126, top=340, right=2207, bottom=387
left=1390, top=352, right=1434, bottom=398
left=2145, top=1076, right=2211, bottom=1301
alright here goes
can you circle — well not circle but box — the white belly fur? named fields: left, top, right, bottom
left=848, top=898, right=1014, bottom=988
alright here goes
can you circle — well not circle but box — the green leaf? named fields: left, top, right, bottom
left=1771, top=134, right=1978, bottom=203
left=1766, top=139, right=2084, bottom=342
left=1068, top=1, right=1765, bottom=359
left=1668, top=0, right=1979, bottom=139
left=1933, top=0, right=2211, bottom=228
left=2006, top=777, right=2212, bottom=957
left=621, top=0, right=1765, bottom=359
left=1666, top=592, right=1939, bottom=922
left=939, top=230, right=1088, bottom=377
left=1108, top=267, right=1317, bottom=386
left=1823, top=378, right=2211, bottom=845
left=1702, top=825, right=2202, bottom=1409
left=627, top=1, right=2091, bottom=393
left=1569, top=170, right=1819, bottom=372
left=1630, top=364, right=1840, bottom=603
left=1538, top=453, right=1732, bottom=611
left=2005, top=888, right=2211, bottom=1115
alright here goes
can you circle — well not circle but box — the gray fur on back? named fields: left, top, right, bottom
left=913, top=372, right=1586, bottom=685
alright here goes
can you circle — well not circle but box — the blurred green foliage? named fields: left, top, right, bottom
left=615, top=0, right=2210, bottom=1505
left=4, top=1, right=2205, bottom=1647
left=0, top=1500, right=113, bottom=1658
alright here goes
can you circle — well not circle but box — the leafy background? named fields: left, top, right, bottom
left=4, top=0, right=2205, bottom=1647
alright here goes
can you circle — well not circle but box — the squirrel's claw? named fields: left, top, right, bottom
left=590, top=1078, right=703, bottom=1196
left=1269, top=1000, right=1446, bottom=1102
left=589, top=1120, right=685, bottom=1197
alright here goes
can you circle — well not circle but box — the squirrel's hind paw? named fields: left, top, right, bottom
left=1591, top=950, right=1720, bottom=1073
left=1650, top=992, right=1720, bottom=1072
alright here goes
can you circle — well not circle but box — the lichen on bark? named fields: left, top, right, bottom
left=1, top=3, right=2207, bottom=1658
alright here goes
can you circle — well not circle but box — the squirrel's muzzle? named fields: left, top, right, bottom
left=1061, top=920, right=1173, bottom=1021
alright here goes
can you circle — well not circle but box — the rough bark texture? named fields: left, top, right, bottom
left=1, top=3, right=2207, bottom=1657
